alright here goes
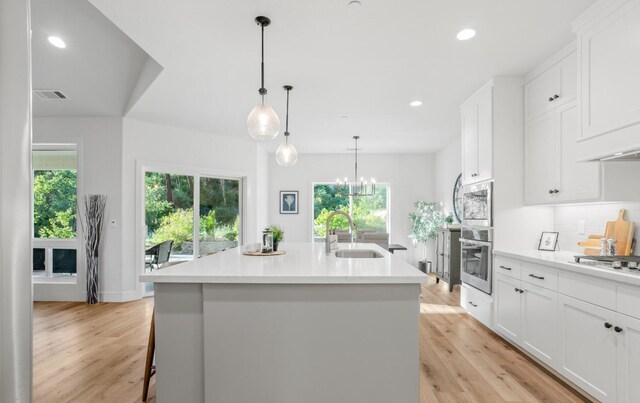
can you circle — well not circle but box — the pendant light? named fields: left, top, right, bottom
left=247, top=16, right=280, bottom=140
left=275, top=85, right=298, bottom=166
left=336, top=136, right=376, bottom=197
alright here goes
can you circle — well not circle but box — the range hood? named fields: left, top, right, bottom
left=600, top=150, right=640, bottom=161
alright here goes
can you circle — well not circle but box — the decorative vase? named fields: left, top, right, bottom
left=86, top=255, right=99, bottom=304
left=81, top=194, right=107, bottom=305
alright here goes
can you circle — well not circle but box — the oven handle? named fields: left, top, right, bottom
left=459, top=238, right=492, bottom=247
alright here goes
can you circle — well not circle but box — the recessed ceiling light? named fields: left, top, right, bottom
left=456, top=28, right=476, bottom=41
left=47, top=36, right=66, bottom=49
left=613, top=152, right=624, bottom=156
left=410, top=100, right=422, bottom=107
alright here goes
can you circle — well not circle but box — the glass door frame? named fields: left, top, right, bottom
left=136, top=160, right=247, bottom=297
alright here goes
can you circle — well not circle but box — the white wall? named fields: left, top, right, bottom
left=554, top=202, right=640, bottom=253
left=433, top=139, right=461, bottom=220
left=267, top=153, right=434, bottom=265
left=33, top=117, right=124, bottom=302
left=121, top=118, right=268, bottom=299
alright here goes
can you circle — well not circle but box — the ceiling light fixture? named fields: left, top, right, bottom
left=410, top=100, right=423, bottom=107
left=456, top=28, right=476, bottom=41
left=47, top=35, right=66, bottom=49
left=336, top=136, right=376, bottom=197
left=247, top=16, right=280, bottom=140
left=275, top=85, right=298, bottom=166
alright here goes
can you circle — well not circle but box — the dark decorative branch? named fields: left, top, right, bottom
left=80, top=194, right=107, bottom=304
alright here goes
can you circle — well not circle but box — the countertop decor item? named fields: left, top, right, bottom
left=538, top=231, right=559, bottom=251
left=247, top=16, right=280, bottom=140
left=280, top=191, right=298, bottom=214
left=80, top=194, right=107, bottom=304
left=243, top=250, right=286, bottom=257
left=577, top=209, right=635, bottom=256
left=266, top=224, right=284, bottom=251
left=275, top=85, right=298, bottom=166
left=409, top=201, right=445, bottom=265
left=336, top=136, right=376, bottom=197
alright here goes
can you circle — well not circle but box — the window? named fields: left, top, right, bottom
left=32, top=147, right=78, bottom=277
left=313, top=183, right=389, bottom=239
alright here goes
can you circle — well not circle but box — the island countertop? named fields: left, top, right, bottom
left=140, top=242, right=428, bottom=284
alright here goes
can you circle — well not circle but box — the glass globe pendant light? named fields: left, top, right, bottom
left=276, top=85, right=298, bottom=166
left=247, top=16, right=280, bottom=140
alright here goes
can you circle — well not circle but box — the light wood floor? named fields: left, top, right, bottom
left=34, top=275, right=586, bottom=403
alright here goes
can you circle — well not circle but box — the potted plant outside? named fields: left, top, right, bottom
left=266, top=224, right=284, bottom=252
left=408, top=201, right=445, bottom=273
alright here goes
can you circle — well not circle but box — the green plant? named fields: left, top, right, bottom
left=266, top=224, right=284, bottom=244
left=150, top=208, right=194, bottom=250
left=445, top=214, right=454, bottom=224
left=408, top=201, right=445, bottom=261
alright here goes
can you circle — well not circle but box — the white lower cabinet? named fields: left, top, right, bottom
left=616, top=313, right=640, bottom=403
left=495, top=273, right=557, bottom=366
left=460, top=283, right=492, bottom=328
left=558, top=294, right=617, bottom=402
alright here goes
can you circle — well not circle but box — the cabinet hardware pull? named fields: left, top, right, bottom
left=500, top=265, right=512, bottom=270
left=468, top=301, right=478, bottom=307
left=614, top=326, right=623, bottom=333
left=553, top=189, right=559, bottom=194
left=514, top=287, right=519, bottom=292
left=553, top=94, right=559, bottom=99
left=548, top=96, right=554, bottom=102
left=604, top=322, right=613, bottom=329
left=519, top=289, right=524, bottom=293
left=548, top=189, right=554, bottom=194
left=529, top=274, right=544, bottom=280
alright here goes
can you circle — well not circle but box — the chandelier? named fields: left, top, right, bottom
left=336, top=136, right=376, bottom=197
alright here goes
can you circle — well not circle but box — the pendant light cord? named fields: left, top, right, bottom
left=285, top=88, right=290, bottom=142
left=260, top=23, right=265, bottom=96
left=354, top=136, right=359, bottom=188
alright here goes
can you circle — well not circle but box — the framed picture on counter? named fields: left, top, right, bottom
left=280, top=191, right=299, bottom=214
left=538, top=231, right=559, bottom=251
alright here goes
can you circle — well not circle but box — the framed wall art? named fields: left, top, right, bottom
left=280, top=191, right=298, bottom=214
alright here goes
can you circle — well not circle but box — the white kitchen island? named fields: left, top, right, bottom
left=140, top=242, right=428, bottom=403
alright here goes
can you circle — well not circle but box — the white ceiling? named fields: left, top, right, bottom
left=46, top=0, right=595, bottom=153
left=31, top=0, right=149, bottom=117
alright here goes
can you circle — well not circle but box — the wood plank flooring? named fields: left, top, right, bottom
left=33, top=275, right=586, bottom=402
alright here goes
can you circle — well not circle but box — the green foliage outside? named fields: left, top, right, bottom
left=145, top=173, right=240, bottom=252
left=33, top=170, right=77, bottom=238
left=312, top=184, right=388, bottom=238
left=408, top=201, right=445, bottom=246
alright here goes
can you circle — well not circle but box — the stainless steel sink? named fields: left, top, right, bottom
left=334, top=249, right=384, bottom=259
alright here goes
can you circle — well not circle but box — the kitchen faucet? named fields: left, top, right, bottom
left=325, top=211, right=356, bottom=254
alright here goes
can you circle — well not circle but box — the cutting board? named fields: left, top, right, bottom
left=605, top=209, right=635, bottom=256
left=243, top=251, right=286, bottom=257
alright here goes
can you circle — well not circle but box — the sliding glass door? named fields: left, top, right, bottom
left=143, top=170, right=242, bottom=295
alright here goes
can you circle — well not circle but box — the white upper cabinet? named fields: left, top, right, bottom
left=573, top=0, right=640, bottom=160
left=524, top=45, right=601, bottom=205
left=525, top=50, right=577, bottom=122
left=461, top=85, right=493, bottom=185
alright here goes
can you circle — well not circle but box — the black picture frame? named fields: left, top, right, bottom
left=280, top=191, right=299, bottom=214
left=538, top=231, right=559, bottom=251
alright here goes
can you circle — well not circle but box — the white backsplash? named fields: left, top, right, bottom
left=553, top=202, right=640, bottom=254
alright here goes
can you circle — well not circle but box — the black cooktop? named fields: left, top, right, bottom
left=574, top=255, right=640, bottom=264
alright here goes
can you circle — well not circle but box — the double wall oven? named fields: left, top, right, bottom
left=460, top=181, right=493, bottom=295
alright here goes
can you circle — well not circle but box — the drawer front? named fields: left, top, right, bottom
left=558, top=271, right=616, bottom=311
left=521, top=263, right=558, bottom=291
left=461, top=284, right=492, bottom=328
left=494, top=256, right=522, bottom=279
left=617, top=285, right=640, bottom=320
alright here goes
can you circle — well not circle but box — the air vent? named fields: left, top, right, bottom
left=33, top=90, right=67, bottom=100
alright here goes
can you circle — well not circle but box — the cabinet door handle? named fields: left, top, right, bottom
left=553, top=189, right=559, bottom=194
left=519, top=289, right=524, bottom=293
left=514, top=287, right=519, bottom=293
left=553, top=94, right=559, bottom=99
left=548, top=96, right=554, bottom=102
left=529, top=274, right=545, bottom=280
left=499, top=265, right=512, bottom=271
left=548, top=189, right=554, bottom=194
left=604, top=322, right=613, bottom=329
left=614, top=326, right=623, bottom=333
left=468, top=301, right=478, bottom=307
